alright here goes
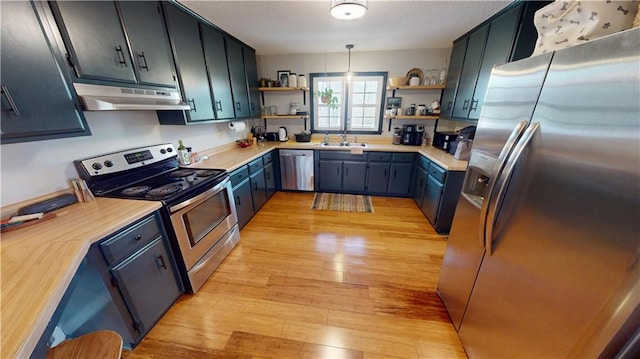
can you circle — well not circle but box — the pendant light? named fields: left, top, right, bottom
left=330, top=0, right=368, bottom=20
left=346, top=44, right=354, bottom=81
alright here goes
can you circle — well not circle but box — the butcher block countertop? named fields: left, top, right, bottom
left=0, top=198, right=161, bottom=359
left=193, top=140, right=468, bottom=172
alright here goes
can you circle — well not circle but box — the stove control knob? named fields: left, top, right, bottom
left=104, top=160, right=113, bottom=168
left=167, top=147, right=173, bottom=153
left=160, top=148, right=167, bottom=154
left=92, top=162, right=102, bottom=170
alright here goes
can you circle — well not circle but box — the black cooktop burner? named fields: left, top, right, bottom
left=147, top=183, right=184, bottom=198
left=170, top=169, right=196, bottom=178
left=122, top=185, right=151, bottom=196
left=194, top=169, right=218, bottom=177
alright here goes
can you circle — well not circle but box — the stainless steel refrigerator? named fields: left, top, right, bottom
left=437, top=27, right=640, bottom=358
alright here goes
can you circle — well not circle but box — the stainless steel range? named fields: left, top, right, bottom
left=74, top=143, right=240, bottom=293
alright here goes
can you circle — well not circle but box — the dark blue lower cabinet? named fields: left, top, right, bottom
left=367, top=162, right=390, bottom=194
left=250, top=169, right=267, bottom=212
left=233, top=179, right=254, bottom=229
left=318, top=160, right=342, bottom=192
left=343, top=161, right=367, bottom=193
left=32, top=212, right=182, bottom=355
left=422, top=175, right=444, bottom=225
left=387, top=163, right=413, bottom=195
left=110, top=237, right=181, bottom=335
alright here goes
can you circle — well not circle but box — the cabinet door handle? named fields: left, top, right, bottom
left=447, top=101, right=452, bottom=110
left=266, top=172, right=270, bottom=180
left=137, top=51, right=149, bottom=71
left=462, top=99, right=470, bottom=110
left=155, top=255, right=167, bottom=270
left=470, top=99, right=479, bottom=111
left=235, top=196, right=241, bottom=206
left=1, top=85, right=21, bottom=116
left=236, top=102, right=241, bottom=111
left=384, top=169, right=387, bottom=177
left=188, top=98, right=196, bottom=112
left=115, top=45, right=127, bottom=67
left=216, top=100, right=222, bottom=112
left=345, top=168, right=349, bottom=176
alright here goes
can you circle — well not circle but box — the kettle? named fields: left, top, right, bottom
left=278, top=127, right=288, bottom=142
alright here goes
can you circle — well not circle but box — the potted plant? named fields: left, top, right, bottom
left=315, top=88, right=339, bottom=109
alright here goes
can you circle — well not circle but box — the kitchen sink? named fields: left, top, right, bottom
left=319, top=142, right=368, bottom=148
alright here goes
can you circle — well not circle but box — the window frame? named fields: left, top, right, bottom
left=310, top=71, right=388, bottom=134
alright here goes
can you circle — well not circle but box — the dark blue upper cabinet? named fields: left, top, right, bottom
left=50, top=1, right=176, bottom=88
left=50, top=1, right=137, bottom=83
left=161, top=3, right=214, bottom=122
left=243, top=46, right=261, bottom=117
left=117, top=1, right=176, bottom=88
left=226, top=38, right=250, bottom=118
left=201, top=26, right=235, bottom=120
left=1, top=1, right=90, bottom=144
left=440, top=38, right=467, bottom=118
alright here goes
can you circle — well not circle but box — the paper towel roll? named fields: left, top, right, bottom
left=228, top=121, right=246, bottom=132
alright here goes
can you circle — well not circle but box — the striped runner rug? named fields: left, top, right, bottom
left=311, top=193, right=374, bottom=213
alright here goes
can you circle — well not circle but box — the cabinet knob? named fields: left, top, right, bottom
left=134, top=234, right=142, bottom=241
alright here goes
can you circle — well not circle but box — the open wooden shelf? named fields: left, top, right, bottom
left=259, top=87, right=309, bottom=91
left=385, top=115, right=439, bottom=120
left=262, top=115, right=309, bottom=119
left=387, top=85, right=445, bottom=91
left=261, top=115, right=310, bottom=130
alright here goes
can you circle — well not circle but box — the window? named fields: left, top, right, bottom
left=310, top=72, right=388, bottom=134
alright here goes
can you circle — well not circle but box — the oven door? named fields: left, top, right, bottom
left=169, top=177, right=238, bottom=271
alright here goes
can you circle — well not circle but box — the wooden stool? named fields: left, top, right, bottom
left=47, top=330, right=123, bottom=359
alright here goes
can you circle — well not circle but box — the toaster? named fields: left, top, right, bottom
left=264, top=132, right=279, bottom=141
left=432, top=131, right=459, bottom=152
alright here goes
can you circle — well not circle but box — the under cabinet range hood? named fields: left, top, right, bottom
left=73, top=83, right=191, bottom=111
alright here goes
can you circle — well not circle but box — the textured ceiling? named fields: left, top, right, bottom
left=178, top=0, right=512, bottom=55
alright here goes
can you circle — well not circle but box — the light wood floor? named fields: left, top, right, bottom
left=123, top=191, right=466, bottom=359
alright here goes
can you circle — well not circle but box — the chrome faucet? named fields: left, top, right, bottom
left=339, top=133, right=348, bottom=145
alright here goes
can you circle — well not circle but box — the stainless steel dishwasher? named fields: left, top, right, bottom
left=279, top=149, right=314, bottom=191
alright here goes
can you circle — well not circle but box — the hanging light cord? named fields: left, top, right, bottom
left=346, top=44, right=354, bottom=80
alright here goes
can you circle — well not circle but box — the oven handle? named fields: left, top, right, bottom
left=169, top=177, right=230, bottom=213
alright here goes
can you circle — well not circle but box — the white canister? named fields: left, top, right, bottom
left=409, top=76, right=420, bottom=86
left=298, top=74, right=307, bottom=88
left=289, top=73, right=298, bottom=88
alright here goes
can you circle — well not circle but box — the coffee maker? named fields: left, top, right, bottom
left=402, top=124, right=424, bottom=146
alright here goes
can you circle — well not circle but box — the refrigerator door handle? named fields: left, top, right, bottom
left=479, top=120, right=529, bottom=248
left=485, top=121, right=540, bottom=256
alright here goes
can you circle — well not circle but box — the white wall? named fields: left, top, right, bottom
left=257, top=48, right=451, bottom=137
left=0, top=111, right=259, bottom=206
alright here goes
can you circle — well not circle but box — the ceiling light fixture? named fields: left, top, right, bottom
left=330, top=0, right=368, bottom=20
left=346, top=44, right=354, bottom=81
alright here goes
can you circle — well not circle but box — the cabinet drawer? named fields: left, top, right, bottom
left=418, top=156, right=431, bottom=170
left=262, top=151, right=274, bottom=165
left=100, top=214, right=161, bottom=266
left=248, top=158, right=263, bottom=174
left=318, top=151, right=368, bottom=161
left=230, top=166, right=249, bottom=187
left=428, top=163, right=447, bottom=184
left=392, top=153, right=415, bottom=163
left=369, top=152, right=392, bottom=162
